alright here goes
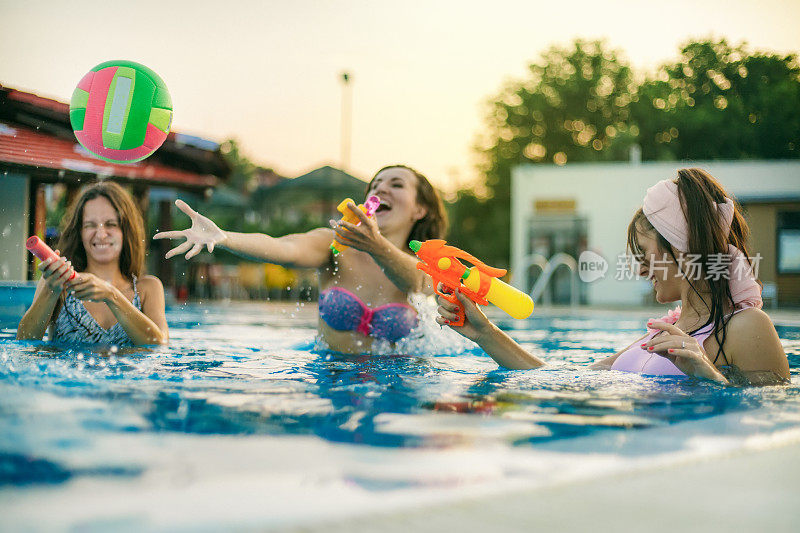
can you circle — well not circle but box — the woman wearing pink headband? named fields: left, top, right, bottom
left=436, top=168, right=789, bottom=386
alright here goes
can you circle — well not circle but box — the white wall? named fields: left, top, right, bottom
left=512, top=160, right=800, bottom=305
left=0, top=172, right=30, bottom=281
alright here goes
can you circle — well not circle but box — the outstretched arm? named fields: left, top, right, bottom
left=218, top=228, right=335, bottom=268
left=153, top=200, right=333, bottom=269
left=436, top=288, right=545, bottom=370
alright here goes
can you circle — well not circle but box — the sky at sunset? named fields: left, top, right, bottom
left=2, top=0, right=800, bottom=193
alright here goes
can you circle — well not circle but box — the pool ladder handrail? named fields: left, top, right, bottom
left=529, top=253, right=579, bottom=307
left=519, top=253, right=548, bottom=292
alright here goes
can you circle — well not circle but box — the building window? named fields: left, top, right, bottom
left=777, top=211, right=800, bottom=274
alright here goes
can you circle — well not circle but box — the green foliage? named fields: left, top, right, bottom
left=446, top=189, right=511, bottom=268
left=261, top=213, right=320, bottom=238
left=220, top=138, right=258, bottom=194
left=452, top=38, right=800, bottom=268
left=46, top=190, right=69, bottom=230
left=452, top=39, right=637, bottom=267
left=632, top=39, right=800, bottom=160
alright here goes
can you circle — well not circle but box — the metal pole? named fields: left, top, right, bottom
left=340, top=71, right=352, bottom=171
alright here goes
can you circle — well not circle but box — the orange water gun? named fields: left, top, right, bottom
left=409, top=239, right=534, bottom=326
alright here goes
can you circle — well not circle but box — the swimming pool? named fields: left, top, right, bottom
left=1, top=299, right=799, bottom=530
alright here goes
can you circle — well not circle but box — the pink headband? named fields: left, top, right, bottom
left=642, top=179, right=762, bottom=310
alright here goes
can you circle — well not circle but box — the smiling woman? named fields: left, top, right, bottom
left=155, top=165, right=447, bottom=354
left=436, top=168, right=789, bottom=386
left=16, top=181, right=169, bottom=346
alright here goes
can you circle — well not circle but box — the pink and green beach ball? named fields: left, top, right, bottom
left=69, top=60, right=172, bottom=163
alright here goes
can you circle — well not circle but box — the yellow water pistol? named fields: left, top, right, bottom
left=461, top=266, right=534, bottom=320
left=330, top=195, right=381, bottom=255
left=409, top=239, right=534, bottom=326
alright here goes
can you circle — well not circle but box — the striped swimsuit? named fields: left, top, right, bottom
left=52, top=275, right=140, bottom=347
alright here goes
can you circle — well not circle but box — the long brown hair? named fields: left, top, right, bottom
left=366, top=165, right=448, bottom=245
left=627, top=168, right=758, bottom=365
left=48, top=181, right=145, bottom=329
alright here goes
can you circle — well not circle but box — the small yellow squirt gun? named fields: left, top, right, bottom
left=330, top=195, right=381, bottom=255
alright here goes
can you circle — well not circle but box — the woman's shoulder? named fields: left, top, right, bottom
left=136, top=275, right=165, bottom=294
left=726, top=307, right=775, bottom=334
left=723, top=307, right=778, bottom=349
left=722, top=307, right=788, bottom=377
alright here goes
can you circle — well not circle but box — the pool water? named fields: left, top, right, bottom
left=1, top=300, right=799, bottom=530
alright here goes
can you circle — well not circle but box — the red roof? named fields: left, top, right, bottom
left=6, top=88, right=70, bottom=114
left=0, top=121, right=216, bottom=188
left=5, top=88, right=182, bottom=143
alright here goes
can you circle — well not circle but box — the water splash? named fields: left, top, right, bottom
left=376, top=292, right=477, bottom=357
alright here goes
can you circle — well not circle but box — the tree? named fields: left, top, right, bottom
left=449, top=39, right=637, bottom=267
left=632, top=39, right=800, bottom=161
left=220, top=138, right=258, bottom=194
left=454, top=38, right=800, bottom=268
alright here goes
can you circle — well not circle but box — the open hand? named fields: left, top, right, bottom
left=644, top=321, right=729, bottom=384
left=153, top=200, right=226, bottom=260
left=331, top=201, right=384, bottom=254
left=435, top=283, right=493, bottom=343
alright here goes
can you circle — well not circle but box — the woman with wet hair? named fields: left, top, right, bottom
left=437, top=168, right=789, bottom=386
left=17, top=181, right=169, bottom=346
left=156, top=165, right=447, bottom=354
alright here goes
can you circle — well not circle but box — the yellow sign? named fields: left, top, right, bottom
left=534, top=199, right=576, bottom=214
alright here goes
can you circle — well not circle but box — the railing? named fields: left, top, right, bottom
left=518, top=253, right=548, bottom=295
left=529, top=253, right=579, bottom=307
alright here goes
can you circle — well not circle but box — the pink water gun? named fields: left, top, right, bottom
left=26, top=236, right=76, bottom=281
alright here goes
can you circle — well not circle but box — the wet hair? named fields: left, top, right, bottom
left=626, top=168, right=758, bottom=366
left=366, top=164, right=448, bottom=245
left=48, top=181, right=145, bottom=330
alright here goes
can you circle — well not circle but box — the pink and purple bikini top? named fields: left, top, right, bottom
left=611, top=321, right=715, bottom=376
left=318, top=287, right=418, bottom=342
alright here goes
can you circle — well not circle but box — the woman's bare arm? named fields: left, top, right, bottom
left=154, top=200, right=334, bottom=269
left=219, top=228, right=334, bottom=269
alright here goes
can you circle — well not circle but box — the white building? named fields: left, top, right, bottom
left=511, top=160, right=800, bottom=307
